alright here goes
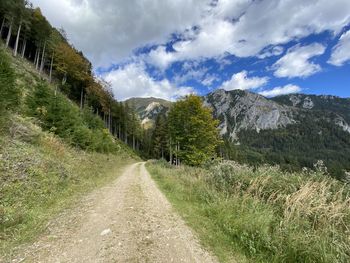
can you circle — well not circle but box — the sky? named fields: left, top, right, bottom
left=31, top=0, right=350, bottom=101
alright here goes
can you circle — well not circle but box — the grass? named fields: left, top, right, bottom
left=0, top=115, right=136, bottom=257
left=1, top=43, right=140, bottom=257
left=146, top=160, right=350, bottom=263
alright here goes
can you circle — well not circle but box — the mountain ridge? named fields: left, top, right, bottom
left=125, top=89, right=350, bottom=138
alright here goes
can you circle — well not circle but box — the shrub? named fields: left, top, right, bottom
left=25, top=82, right=118, bottom=153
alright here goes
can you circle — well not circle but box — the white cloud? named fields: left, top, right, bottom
left=173, top=67, right=208, bottom=86
left=201, top=74, right=219, bottom=86
left=328, top=30, right=350, bottom=66
left=220, top=71, right=269, bottom=91
left=259, top=84, right=301, bottom=97
left=103, top=63, right=194, bottom=101
left=272, top=43, right=326, bottom=78
left=31, top=0, right=210, bottom=67
left=147, top=46, right=177, bottom=70
left=31, top=0, right=350, bottom=69
left=258, top=46, right=284, bottom=59
left=144, top=0, right=350, bottom=69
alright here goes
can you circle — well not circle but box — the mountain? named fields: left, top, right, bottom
left=203, top=89, right=350, bottom=178
left=129, top=90, right=350, bottom=138
left=204, top=90, right=350, bottom=140
left=203, top=89, right=296, bottom=140
left=128, top=90, right=350, bottom=178
left=272, top=94, right=350, bottom=133
left=124, top=97, right=172, bottom=128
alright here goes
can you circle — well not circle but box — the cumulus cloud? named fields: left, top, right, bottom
left=144, top=0, right=350, bottom=69
left=31, top=0, right=350, bottom=69
left=272, top=43, right=326, bottom=78
left=328, top=30, right=350, bottom=66
left=259, top=84, right=301, bottom=97
left=31, top=0, right=210, bottom=67
left=220, top=71, right=268, bottom=91
left=103, top=63, right=194, bottom=101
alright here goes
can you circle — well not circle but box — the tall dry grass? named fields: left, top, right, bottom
left=148, top=160, right=350, bottom=262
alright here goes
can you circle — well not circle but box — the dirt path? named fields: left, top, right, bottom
left=6, top=162, right=217, bottom=263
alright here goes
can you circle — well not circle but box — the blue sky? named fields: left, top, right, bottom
left=32, top=0, right=350, bottom=100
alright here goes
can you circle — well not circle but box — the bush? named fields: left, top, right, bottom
left=26, top=82, right=118, bottom=153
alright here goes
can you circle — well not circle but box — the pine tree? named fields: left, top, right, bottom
left=151, top=114, right=168, bottom=159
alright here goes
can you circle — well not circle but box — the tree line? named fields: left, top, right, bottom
left=0, top=0, right=143, bottom=151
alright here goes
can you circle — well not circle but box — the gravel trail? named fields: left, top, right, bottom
left=6, top=162, right=217, bottom=263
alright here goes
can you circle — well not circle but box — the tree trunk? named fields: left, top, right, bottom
left=14, top=21, right=22, bottom=56
left=21, top=38, right=27, bottom=58
left=80, top=87, right=84, bottom=109
left=62, top=72, right=67, bottom=85
left=40, top=41, right=46, bottom=73
left=177, top=142, right=181, bottom=166
left=124, top=128, right=128, bottom=144
left=108, top=108, right=111, bottom=132
left=175, top=142, right=178, bottom=166
left=0, top=17, right=6, bottom=38
left=133, top=134, right=135, bottom=150
left=36, top=46, right=41, bottom=70
left=113, top=124, right=117, bottom=137
left=118, top=123, right=121, bottom=139
left=49, top=52, right=54, bottom=82
left=34, top=48, right=38, bottom=65
left=169, top=140, right=173, bottom=165
left=6, top=20, right=13, bottom=47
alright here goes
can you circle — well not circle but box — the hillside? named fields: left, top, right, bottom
left=272, top=93, right=350, bottom=130
left=0, top=43, right=138, bottom=254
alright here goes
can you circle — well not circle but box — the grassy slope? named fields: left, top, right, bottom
left=0, top=47, right=139, bottom=255
left=147, top=161, right=350, bottom=263
left=0, top=116, right=135, bottom=254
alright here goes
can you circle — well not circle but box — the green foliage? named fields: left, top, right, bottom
left=25, top=82, right=118, bottom=153
left=151, top=113, right=168, bottom=159
left=1, top=2, right=141, bottom=150
left=167, top=95, right=221, bottom=166
left=0, top=48, right=20, bottom=124
left=147, top=161, right=350, bottom=263
left=232, top=113, right=350, bottom=180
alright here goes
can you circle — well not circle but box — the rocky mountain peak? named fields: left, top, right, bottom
left=204, top=89, right=296, bottom=140
left=127, top=90, right=350, bottom=138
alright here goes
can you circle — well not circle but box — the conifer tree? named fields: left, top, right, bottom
left=151, top=114, right=168, bottom=159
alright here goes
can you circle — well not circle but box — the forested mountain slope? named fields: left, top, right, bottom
left=129, top=90, right=350, bottom=179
